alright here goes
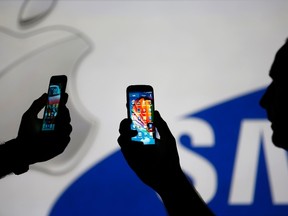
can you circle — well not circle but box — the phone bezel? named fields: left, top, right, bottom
left=126, top=85, right=156, bottom=145
left=42, top=75, right=67, bottom=132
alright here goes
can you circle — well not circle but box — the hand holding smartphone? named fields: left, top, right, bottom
left=126, top=85, right=156, bottom=145
left=42, top=75, right=67, bottom=131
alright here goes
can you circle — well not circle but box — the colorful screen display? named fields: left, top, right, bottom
left=42, top=83, right=63, bottom=131
left=128, top=91, right=155, bottom=145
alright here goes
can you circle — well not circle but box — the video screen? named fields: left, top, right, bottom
left=128, top=91, right=155, bottom=145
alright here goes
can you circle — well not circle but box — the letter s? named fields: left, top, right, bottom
left=172, top=118, right=217, bottom=203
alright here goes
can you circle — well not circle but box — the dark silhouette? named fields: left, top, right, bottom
left=118, top=110, right=215, bottom=216
left=260, top=39, right=288, bottom=151
left=0, top=93, right=72, bottom=178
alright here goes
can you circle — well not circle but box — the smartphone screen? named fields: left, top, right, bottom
left=42, top=75, right=67, bottom=131
left=127, top=86, right=155, bottom=145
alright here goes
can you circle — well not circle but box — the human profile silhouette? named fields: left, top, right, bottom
left=260, top=39, right=288, bottom=151
left=118, top=110, right=214, bottom=216
left=0, top=92, right=72, bottom=178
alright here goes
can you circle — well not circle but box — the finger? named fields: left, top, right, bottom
left=57, top=122, right=73, bottom=136
left=119, top=118, right=131, bottom=134
left=119, top=118, right=137, bottom=136
left=60, top=93, right=68, bottom=105
left=57, top=93, right=68, bottom=116
left=27, top=93, right=48, bottom=116
left=56, top=105, right=71, bottom=123
left=118, top=134, right=143, bottom=150
left=55, top=111, right=72, bottom=136
left=51, top=136, right=71, bottom=156
left=117, top=134, right=128, bottom=148
left=118, top=118, right=138, bottom=148
left=154, top=110, right=174, bottom=139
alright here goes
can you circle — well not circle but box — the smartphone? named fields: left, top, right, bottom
left=126, top=85, right=155, bottom=145
left=42, top=75, right=67, bottom=131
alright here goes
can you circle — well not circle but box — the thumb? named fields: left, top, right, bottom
left=27, top=93, right=48, bottom=116
left=60, top=93, right=68, bottom=106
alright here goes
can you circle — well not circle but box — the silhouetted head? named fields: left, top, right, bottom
left=260, top=39, right=288, bottom=151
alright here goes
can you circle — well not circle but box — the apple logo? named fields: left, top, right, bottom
left=0, top=0, right=97, bottom=175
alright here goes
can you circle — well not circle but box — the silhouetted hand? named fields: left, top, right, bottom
left=118, top=110, right=214, bottom=215
left=0, top=93, right=72, bottom=177
left=118, top=110, right=181, bottom=193
left=13, top=93, right=72, bottom=174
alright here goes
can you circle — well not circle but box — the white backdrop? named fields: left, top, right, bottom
left=0, top=0, right=288, bottom=215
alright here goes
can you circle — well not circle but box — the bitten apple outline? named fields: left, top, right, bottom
left=0, top=0, right=97, bottom=175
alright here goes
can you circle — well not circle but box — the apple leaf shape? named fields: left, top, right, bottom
left=18, top=0, right=57, bottom=26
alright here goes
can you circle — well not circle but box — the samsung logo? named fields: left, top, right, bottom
left=51, top=88, right=288, bottom=216
left=177, top=88, right=288, bottom=215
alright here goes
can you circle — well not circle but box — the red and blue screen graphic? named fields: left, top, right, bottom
left=42, top=84, right=62, bottom=131
left=128, top=91, right=155, bottom=145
